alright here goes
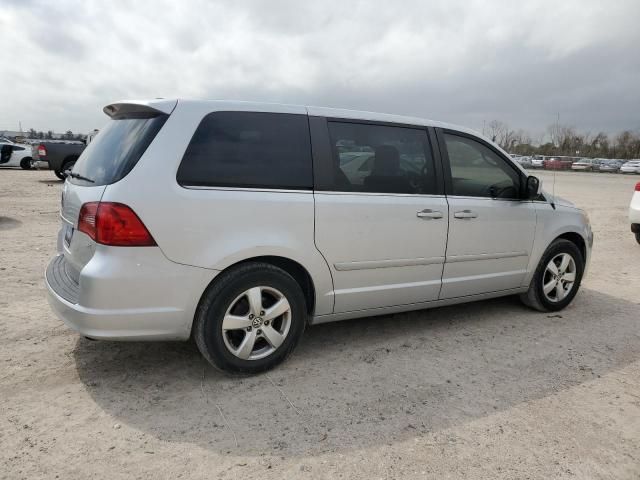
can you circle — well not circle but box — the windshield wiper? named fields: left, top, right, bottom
left=66, top=171, right=95, bottom=183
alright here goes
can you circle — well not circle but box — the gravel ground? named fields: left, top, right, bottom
left=1, top=168, right=639, bottom=479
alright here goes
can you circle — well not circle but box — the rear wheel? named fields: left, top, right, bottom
left=635, top=232, right=640, bottom=245
left=20, top=157, right=32, bottom=170
left=62, top=159, right=76, bottom=175
left=193, top=262, right=307, bottom=374
left=55, top=159, right=77, bottom=180
left=520, top=239, right=584, bottom=312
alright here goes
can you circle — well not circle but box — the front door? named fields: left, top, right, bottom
left=313, top=119, right=448, bottom=313
left=438, top=130, right=536, bottom=299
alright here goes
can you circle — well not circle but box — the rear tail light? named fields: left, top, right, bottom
left=37, top=144, right=47, bottom=157
left=635, top=182, right=640, bottom=192
left=78, top=202, right=156, bottom=247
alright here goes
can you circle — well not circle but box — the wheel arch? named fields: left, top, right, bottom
left=62, top=155, right=79, bottom=165
left=199, top=255, right=317, bottom=320
left=555, top=231, right=586, bottom=261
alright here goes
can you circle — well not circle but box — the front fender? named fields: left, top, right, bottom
left=524, top=203, right=592, bottom=286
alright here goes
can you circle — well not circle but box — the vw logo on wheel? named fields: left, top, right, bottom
left=251, top=317, right=263, bottom=328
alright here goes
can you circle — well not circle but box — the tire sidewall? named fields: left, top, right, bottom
left=533, top=240, right=584, bottom=311
left=62, top=160, right=76, bottom=176
left=196, top=265, right=306, bottom=374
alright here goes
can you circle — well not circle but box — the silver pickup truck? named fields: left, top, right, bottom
left=32, top=141, right=86, bottom=179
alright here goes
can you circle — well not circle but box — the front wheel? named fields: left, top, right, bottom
left=635, top=232, right=640, bottom=245
left=193, top=262, right=307, bottom=374
left=520, top=239, right=584, bottom=312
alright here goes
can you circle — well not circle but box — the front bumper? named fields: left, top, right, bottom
left=45, top=248, right=216, bottom=341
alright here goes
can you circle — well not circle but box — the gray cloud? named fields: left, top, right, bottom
left=1, top=0, right=639, bottom=136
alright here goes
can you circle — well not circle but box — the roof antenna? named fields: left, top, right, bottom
left=550, top=113, right=559, bottom=210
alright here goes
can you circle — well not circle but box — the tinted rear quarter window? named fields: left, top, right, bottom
left=177, top=112, right=312, bottom=189
left=70, top=115, right=168, bottom=186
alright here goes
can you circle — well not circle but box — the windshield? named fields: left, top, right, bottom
left=69, top=114, right=168, bottom=186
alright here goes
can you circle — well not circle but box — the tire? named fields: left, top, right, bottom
left=635, top=233, right=640, bottom=245
left=62, top=159, right=77, bottom=175
left=519, top=239, right=584, bottom=312
left=193, top=262, right=307, bottom=374
left=54, top=159, right=77, bottom=180
left=20, top=157, right=32, bottom=170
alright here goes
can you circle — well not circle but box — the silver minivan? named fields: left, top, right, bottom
left=45, top=99, right=593, bottom=373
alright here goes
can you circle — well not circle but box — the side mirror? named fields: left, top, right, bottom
left=525, top=175, right=542, bottom=199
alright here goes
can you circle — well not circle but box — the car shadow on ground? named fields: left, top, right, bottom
left=36, top=178, right=62, bottom=184
left=0, top=216, right=22, bottom=230
left=73, top=289, right=640, bottom=457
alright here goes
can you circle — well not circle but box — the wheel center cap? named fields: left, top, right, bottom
left=252, top=317, right=263, bottom=328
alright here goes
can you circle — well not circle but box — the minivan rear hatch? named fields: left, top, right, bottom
left=58, top=100, right=175, bottom=294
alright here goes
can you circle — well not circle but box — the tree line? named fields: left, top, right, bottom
left=484, top=120, right=640, bottom=160
left=26, top=128, right=85, bottom=141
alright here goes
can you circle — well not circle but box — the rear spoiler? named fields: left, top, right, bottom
left=103, top=99, right=177, bottom=119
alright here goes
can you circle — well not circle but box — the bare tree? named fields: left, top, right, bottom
left=487, top=120, right=507, bottom=144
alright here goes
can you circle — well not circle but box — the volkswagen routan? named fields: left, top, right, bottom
left=46, top=99, right=593, bottom=373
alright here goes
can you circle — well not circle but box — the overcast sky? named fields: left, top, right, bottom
left=1, top=0, right=639, bottom=136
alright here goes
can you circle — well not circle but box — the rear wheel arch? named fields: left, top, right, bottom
left=62, top=155, right=79, bottom=168
left=198, top=256, right=316, bottom=319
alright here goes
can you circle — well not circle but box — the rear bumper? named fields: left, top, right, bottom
left=45, top=248, right=216, bottom=341
left=31, top=159, right=50, bottom=169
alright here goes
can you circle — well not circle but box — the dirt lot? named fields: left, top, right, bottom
left=1, top=168, right=639, bottom=479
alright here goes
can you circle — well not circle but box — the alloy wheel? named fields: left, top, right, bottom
left=542, top=253, right=577, bottom=302
left=221, top=286, right=291, bottom=360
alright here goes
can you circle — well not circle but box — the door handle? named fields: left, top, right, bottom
left=417, top=209, right=443, bottom=219
left=453, top=210, right=478, bottom=219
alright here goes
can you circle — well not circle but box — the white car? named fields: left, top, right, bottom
left=630, top=182, right=640, bottom=244
left=514, top=156, right=533, bottom=169
left=0, top=140, right=32, bottom=169
left=571, top=158, right=599, bottom=171
left=620, top=160, right=640, bottom=174
left=45, top=99, right=593, bottom=373
left=530, top=157, right=545, bottom=168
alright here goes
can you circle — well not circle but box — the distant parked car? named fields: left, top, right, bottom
left=0, top=140, right=32, bottom=169
left=530, top=157, right=545, bottom=168
left=544, top=157, right=573, bottom=170
left=597, top=159, right=623, bottom=173
left=31, top=141, right=86, bottom=179
left=620, top=160, right=640, bottom=174
left=630, top=182, right=640, bottom=244
left=571, top=158, right=599, bottom=171
left=514, top=156, right=533, bottom=168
